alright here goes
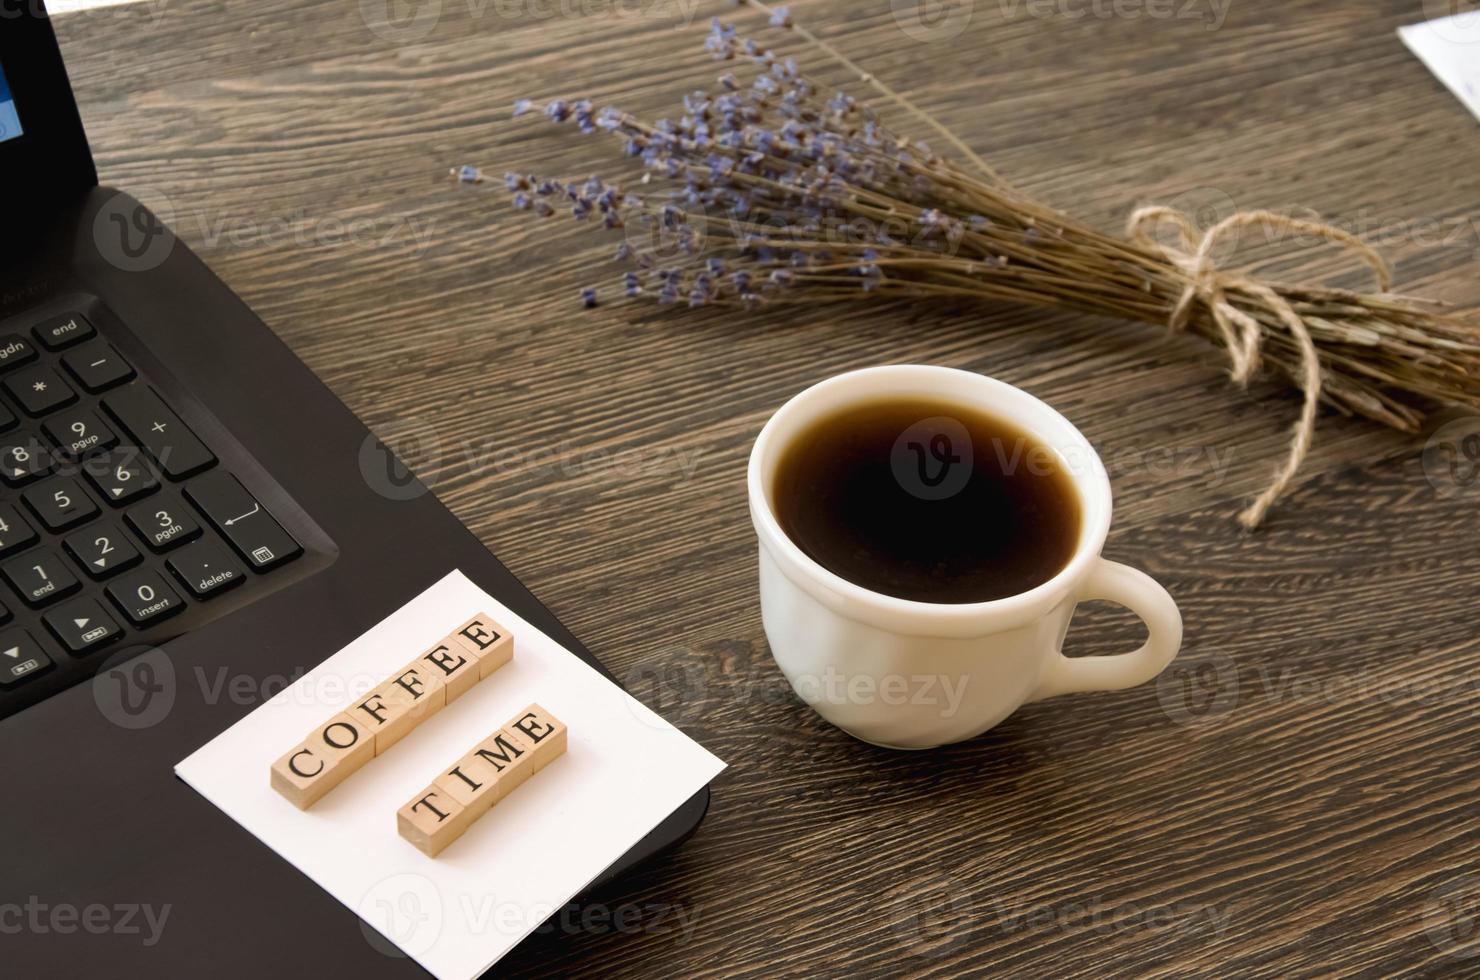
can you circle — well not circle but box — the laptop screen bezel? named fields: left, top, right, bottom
left=0, top=2, right=98, bottom=204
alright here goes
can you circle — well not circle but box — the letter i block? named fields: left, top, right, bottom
left=398, top=703, right=567, bottom=857
left=447, top=613, right=514, bottom=680
left=271, top=712, right=375, bottom=810
left=351, top=661, right=447, bottom=755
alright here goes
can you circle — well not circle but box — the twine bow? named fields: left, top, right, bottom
left=1127, top=207, right=1393, bottom=528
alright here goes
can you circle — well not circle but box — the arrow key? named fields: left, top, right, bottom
left=0, top=503, right=38, bottom=558
left=83, top=448, right=159, bottom=505
left=43, top=597, right=124, bottom=655
left=0, top=628, right=52, bottom=687
left=0, top=432, right=52, bottom=486
left=64, top=521, right=143, bottom=579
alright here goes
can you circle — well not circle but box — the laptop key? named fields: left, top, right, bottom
left=0, top=504, right=38, bottom=557
left=44, top=597, right=124, bottom=655
left=64, top=522, right=142, bottom=579
left=3, top=549, right=82, bottom=607
left=0, top=401, right=15, bottom=434
left=83, top=449, right=159, bottom=505
left=0, top=432, right=52, bottom=486
left=107, top=567, right=185, bottom=626
left=102, top=385, right=215, bottom=479
left=0, top=628, right=52, bottom=687
left=5, top=365, right=78, bottom=417
left=168, top=537, right=246, bottom=599
left=185, top=471, right=301, bottom=570
left=33, top=312, right=97, bottom=350
left=0, top=335, right=38, bottom=373
left=44, top=408, right=118, bottom=460
left=62, top=340, right=135, bottom=393
left=24, top=476, right=100, bottom=531
left=124, top=491, right=201, bottom=551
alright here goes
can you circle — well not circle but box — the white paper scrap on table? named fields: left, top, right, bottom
left=1400, top=11, right=1480, bottom=123
left=176, top=569, right=725, bottom=979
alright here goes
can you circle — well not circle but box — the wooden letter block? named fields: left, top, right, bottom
left=270, top=712, right=375, bottom=810
left=398, top=703, right=567, bottom=857
left=416, top=640, right=480, bottom=705
left=352, top=661, right=447, bottom=755
left=447, top=613, right=514, bottom=680
left=396, top=788, right=475, bottom=859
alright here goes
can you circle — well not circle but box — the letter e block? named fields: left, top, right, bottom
left=418, top=640, right=480, bottom=704
left=447, top=613, right=514, bottom=679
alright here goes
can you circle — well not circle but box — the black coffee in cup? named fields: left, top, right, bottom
left=772, top=396, right=1081, bottom=604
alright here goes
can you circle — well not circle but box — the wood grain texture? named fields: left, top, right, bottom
left=53, top=0, right=1479, bottom=974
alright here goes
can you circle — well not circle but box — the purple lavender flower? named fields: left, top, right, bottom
left=454, top=165, right=482, bottom=183
left=769, top=6, right=792, bottom=29
left=581, top=287, right=598, bottom=308
left=544, top=99, right=571, bottom=123
left=512, top=99, right=534, bottom=117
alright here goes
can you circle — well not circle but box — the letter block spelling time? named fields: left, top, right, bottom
left=270, top=612, right=516, bottom=810
left=397, top=703, right=567, bottom=857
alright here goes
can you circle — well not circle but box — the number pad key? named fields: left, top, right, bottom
left=168, top=538, right=246, bottom=599
left=185, top=471, right=300, bottom=570
left=43, top=408, right=118, bottom=460
left=23, top=476, right=99, bottom=531
left=64, top=522, right=142, bottom=579
left=62, top=341, right=135, bottom=394
left=0, top=432, right=52, bottom=486
left=0, top=503, right=38, bottom=557
left=83, top=449, right=158, bottom=505
left=124, top=492, right=201, bottom=552
left=106, top=567, right=184, bottom=625
left=3, top=549, right=81, bottom=607
left=4, top=365, right=78, bottom=417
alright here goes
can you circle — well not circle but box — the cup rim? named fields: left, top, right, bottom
left=748, top=365, right=1113, bottom=631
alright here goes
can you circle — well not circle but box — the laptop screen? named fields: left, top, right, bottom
left=0, top=62, right=21, bottom=144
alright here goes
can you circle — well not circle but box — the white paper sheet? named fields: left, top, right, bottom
left=1400, top=12, right=1480, bottom=123
left=176, top=569, right=725, bottom=979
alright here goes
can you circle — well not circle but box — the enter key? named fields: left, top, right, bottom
left=185, top=470, right=302, bottom=571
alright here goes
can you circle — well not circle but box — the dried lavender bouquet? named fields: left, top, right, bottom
left=490, top=0, right=1480, bottom=527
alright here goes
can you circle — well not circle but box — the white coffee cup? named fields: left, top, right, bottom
left=748, top=365, right=1183, bottom=749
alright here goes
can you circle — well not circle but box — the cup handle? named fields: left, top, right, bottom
left=1029, top=558, right=1183, bottom=701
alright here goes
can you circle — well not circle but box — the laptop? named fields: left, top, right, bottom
left=2, top=7, right=708, bottom=974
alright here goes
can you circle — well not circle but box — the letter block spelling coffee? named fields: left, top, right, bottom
left=270, top=612, right=515, bottom=810
left=397, top=703, right=567, bottom=857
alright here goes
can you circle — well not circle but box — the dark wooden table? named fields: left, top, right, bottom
left=55, top=0, right=1479, bottom=974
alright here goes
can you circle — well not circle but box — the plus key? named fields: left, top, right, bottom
left=101, top=385, right=216, bottom=479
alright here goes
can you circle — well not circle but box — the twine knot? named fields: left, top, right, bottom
left=1127, top=207, right=1393, bottom=528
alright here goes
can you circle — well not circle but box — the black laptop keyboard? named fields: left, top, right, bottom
left=0, top=305, right=311, bottom=718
